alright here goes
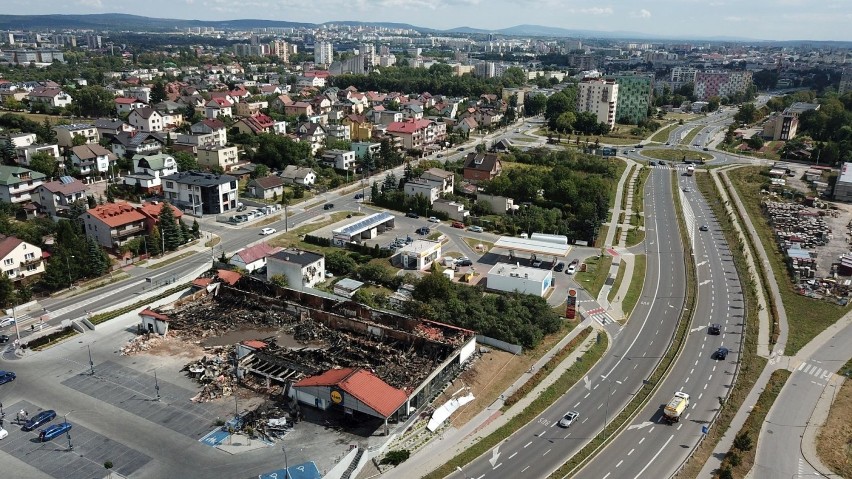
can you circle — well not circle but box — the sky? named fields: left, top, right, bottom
left=6, top=0, right=852, bottom=41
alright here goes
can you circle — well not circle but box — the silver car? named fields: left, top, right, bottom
left=558, top=411, right=579, bottom=428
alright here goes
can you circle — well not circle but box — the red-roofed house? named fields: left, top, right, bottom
left=230, top=242, right=283, bottom=273
left=233, top=113, right=286, bottom=136
left=137, top=201, right=184, bottom=231
left=139, top=308, right=170, bottom=335
left=191, top=119, right=227, bottom=146
left=284, top=101, right=314, bottom=117
left=217, top=269, right=242, bottom=286
left=205, top=98, right=233, bottom=119
left=115, top=96, right=148, bottom=115
left=0, top=235, right=45, bottom=282
left=293, top=368, right=408, bottom=423
left=387, top=119, right=444, bottom=150
left=83, top=202, right=148, bottom=249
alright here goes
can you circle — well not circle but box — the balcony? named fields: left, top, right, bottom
left=20, top=257, right=42, bottom=268
left=111, top=224, right=146, bottom=238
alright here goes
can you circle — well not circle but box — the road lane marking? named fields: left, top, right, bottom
left=639, top=437, right=646, bottom=444
left=678, top=423, right=683, bottom=430
left=698, top=393, right=703, bottom=400
left=617, top=460, right=624, bottom=468
left=584, top=392, right=590, bottom=399
left=543, top=449, right=551, bottom=456
left=648, top=427, right=654, bottom=433
left=628, top=448, right=635, bottom=456
left=524, top=441, right=532, bottom=448
left=603, top=473, right=611, bottom=479
left=797, top=362, right=806, bottom=371
left=494, top=462, right=502, bottom=469
left=521, top=466, right=529, bottom=473
left=632, top=434, right=675, bottom=479
left=509, top=452, right=517, bottom=460
left=574, top=402, right=582, bottom=408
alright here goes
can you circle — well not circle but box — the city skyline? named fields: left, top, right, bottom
left=4, top=0, right=852, bottom=42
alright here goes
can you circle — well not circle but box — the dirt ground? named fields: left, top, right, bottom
left=816, top=378, right=852, bottom=478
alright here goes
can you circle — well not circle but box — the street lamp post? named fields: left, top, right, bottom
left=63, top=411, right=74, bottom=451
left=87, top=345, right=94, bottom=375
left=154, top=370, right=160, bottom=401
left=282, top=445, right=290, bottom=479
left=65, top=254, right=75, bottom=289
left=11, top=300, right=21, bottom=344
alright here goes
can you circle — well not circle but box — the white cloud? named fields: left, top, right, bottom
left=76, top=0, right=103, bottom=7
left=632, top=8, right=651, bottom=18
left=567, top=7, right=614, bottom=15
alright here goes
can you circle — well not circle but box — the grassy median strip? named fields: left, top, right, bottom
left=650, top=123, right=678, bottom=143
left=676, top=171, right=767, bottom=478
left=817, top=367, right=852, bottom=478
left=422, top=329, right=607, bottom=479
left=716, top=369, right=791, bottom=478
left=575, top=254, right=612, bottom=299
left=681, top=127, right=701, bottom=145
left=607, top=261, right=626, bottom=303
left=727, top=166, right=848, bottom=354
left=551, top=169, right=697, bottom=477
left=621, top=254, right=646, bottom=318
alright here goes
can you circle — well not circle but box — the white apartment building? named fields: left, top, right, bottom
left=314, top=41, right=333, bottom=66
left=576, top=78, right=619, bottom=129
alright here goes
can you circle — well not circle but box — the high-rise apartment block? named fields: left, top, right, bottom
left=314, top=41, right=333, bottom=66
left=577, top=78, right=619, bottom=129
left=611, top=74, right=653, bottom=124
left=693, top=71, right=753, bottom=101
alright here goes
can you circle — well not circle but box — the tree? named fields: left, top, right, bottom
left=71, top=135, right=88, bottom=147
left=270, top=274, right=289, bottom=287
left=149, top=226, right=162, bottom=256
left=0, top=273, right=14, bottom=308
left=150, top=81, right=167, bottom=104
left=251, top=164, right=269, bottom=179
left=191, top=219, right=201, bottom=239
left=326, top=250, right=358, bottom=275
left=746, top=136, right=764, bottom=150
left=0, top=139, right=16, bottom=165
left=734, top=103, right=760, bottom=125
left=180, top=221, right=191, bottom=244
left=72, top=86, right=115, bottom=117
left=28, top=151, right=59, bottom=178
left=173, top=151, right=198, bottom=172
left=733, top=431, right=753, bottom=451
left=158, top=203, right=182, bottom=251
left=85, top=236, right=109, bottom=277
left=526, top=93, right=547, bottom=116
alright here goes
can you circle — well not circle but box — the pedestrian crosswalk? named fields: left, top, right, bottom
left=648, top=163, right=698, bottom=171
left=796, top=361, right=834, bottom=382
left=584, top=307, right=614, bottom=325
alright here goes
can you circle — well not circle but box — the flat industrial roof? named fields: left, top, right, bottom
left=492, top=236, right=571, bottom=257
left=487, top=262, right=552, bottom=282
left=332, top=211, right=395, bottom=237
left=839, top=162, right=852, bottom=185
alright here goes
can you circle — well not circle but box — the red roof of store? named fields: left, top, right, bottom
left=294, top=368, right=407, bottom=418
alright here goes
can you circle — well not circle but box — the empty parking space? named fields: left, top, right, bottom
left=61, top=360, right=229, bottom=440
left=0, top=401, right=152, bottom=479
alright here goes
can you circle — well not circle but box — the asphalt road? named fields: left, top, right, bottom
left=574, top=165, right=745, bottom=479
left=457, top=165, right=686, bottom=479
left=753, top=321, right=852, bottom=478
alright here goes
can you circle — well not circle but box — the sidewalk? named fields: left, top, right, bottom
left=378, top=319, right=601, bottom=478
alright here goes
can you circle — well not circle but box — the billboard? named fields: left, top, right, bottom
left=565, top=289, right=577, bottom=319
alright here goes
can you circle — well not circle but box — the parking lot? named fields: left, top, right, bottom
left=0, top=401, right=153, bottom=479
left=60, top=360, right=232, bottom=441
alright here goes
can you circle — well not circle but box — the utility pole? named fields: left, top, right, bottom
left=87, top=345, right=94, bottom=375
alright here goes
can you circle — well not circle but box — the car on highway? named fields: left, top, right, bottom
left=708, top=323, right=722, bottom=335
left=260, top=227, right=276, bottom=235
left=39, top=422, right=72, bottom=442
left=451, top=221, right=465, bottom=229
left=665, top=142, right=671, bottom=145
left=623, top=150, right=629, bottom=154
left=682, top=187, right=692, bottom=192
left=713, top=347, right=729, bottom=360
left=354, top=193, right=364, bottom=199
left=699, top=224, right=709, bottom=231
left=415, top=227, right=430, bottom=235
left=703, top=147, right=710, bottom=151
left=554, top=262, right=565, bottom=272
left=0, top=370, right=15, bottom=385
left=649, top=161, right=656, bottom=166
left=558, top=411, right=580, bottom=428
left=23, top=410, right=56, bottom=432
left=468, top=225, right=483, bottom=233
left=457, top=147, right=465, bottom=151
left=694, top=143, right=700, bottom=146
left=405, top=211, right=419, bottom=219
left=629, top=149, right=636, bottom=153
left=456, top=258, right=473, bottom=267
left=0, top=317, right=15, bottom=328
left=0, top=334, right=9, bottom=343
left=323, top=203, right=335, bottom=210
left=427, top=216, right=440, bottom=223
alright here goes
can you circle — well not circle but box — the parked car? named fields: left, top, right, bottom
left=323, top=203, right=335, bottom=210
left=451, top=221, right=465, bottom=229
left=708, top=323, right=722, bottom=335
left=682, top=187, right=692, bottom=192
left=456, top=257, right=473, bottom=267
left=0, top=428, right=7, bottom=440
left=260, top=228, right=276, bottom=235
left=0, top=371, right=15, bottom=385
left=415, top=227, right=430, bottom=235
left=354, top=193, right=364, bottom=199
left=39, top=422, right=72, bottom=442
left=0, top=334, right=9, bottom=343
left=253, top=209, right=266, bottom=217
left=699, top=224, right=709, bottom=231
left=713, top=347, right=729, bottom=360
left=558, top=411, right=580, bottom=428
left=703, top=147, right=710, bottom=151
left=649, top=161, right=656, bottom=166
left=236, top=204, right=248, bottom=212
left=23, top=410, right=56, bottom=432
left=468, top=225, right=484, bottom=233
left=532, top=259, right=543, bottom=268
left=554, top=262, right=565, bottom=272
left=457, top=147, right=465, bottom=151
left=428, top=216, right=440, bottom=223
left=405, top=211, right=419, bottom=219
left=566, top=263, right=577, bottom=275
left=0, top=317, right=15, bottom=328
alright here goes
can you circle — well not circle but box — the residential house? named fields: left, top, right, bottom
left=432, top=198, right=469, bottom=222
left=374, top=110, right=404, bottom=126
left=420, top=168, right=454, bottom=195
left=83, top=202, right=148, bottom=249
left=53, top=124, right=99, bottom=148
left=403, top=180, right=439, bottom=204
left=172, top=133, right=217, bottom=155
left=123, top=153, right=178, bottom=193
left=127, top=107, right=164, bottom=133
left=137, top=201, right=184, bottom=232
left=463, top=152, right=503, bottom=181
left=70, top=144, right=117, bottom=177
left=270, top=94, right=294, bottom=113
left=234, top=100, right=269, bottom=117
left=474, top=109, right=503, bottom=127
left=351, top=141, right=381, bottom=160
left=342, top=114, right=373, bottom=141
left=109, top=131, right=166, bottom=158
left=114, top=97, right=148, bottom=115
left=0, top=235, right=45, bottom=282
left=197, top=145, right=241, bottom=172
left=162, top=171, right=239, bottom=215
left=403, top=104, right=424, bottom=120
left=15, top=143, right=60, bottom=168
left=320, top=149, right=356, bottom=171
left=233, top=113, right=286, bottom=136
left=34, top=176, right=87, bottom=218
left=266, top=248, right=326, bottom=289
left=455, top=116, right=478, bottom=135
left=205, top=98, right=233, bottom=119
left=190, top=119, right=227, bottom=146
left=3, top=132, right=36, bottom=148
left=279, top=165, right=317, bottom=186
left=247, top=175, right=286, bottom=199
left=284, top=101, right=314, bottom=117
left=325, top=124, right=350, bottom=142
left=28, top=87, right=73, bottom=109
left=295, top=123, right=326, bottom=155
left=386, top=119, right=443, bottom=151
left=0, top=165, right=45, bottom=204
left=230, top=242, right=283, bottom=273
left=95, top=118, right=134, bottom=139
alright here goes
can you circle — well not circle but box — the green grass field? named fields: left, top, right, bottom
left=650, top=123, right=678, bottom=143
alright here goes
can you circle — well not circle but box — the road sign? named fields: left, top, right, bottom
left=702, top=425, right=709, bottom=434
left=259, top=461, right=322, bottom=479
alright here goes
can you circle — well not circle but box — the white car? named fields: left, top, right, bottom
left=468, top=225, right=484, bottom=233
left=0, top=428, right=7, bottom=440
left=566, top=264, right=577, bottom=275
left=558, top=411, right=579, bottom=428
left=260, top=227, right=276, bottom=235
left=0, top=317, right=14, bottom=328
left=428, top=217, right=440, bottom=223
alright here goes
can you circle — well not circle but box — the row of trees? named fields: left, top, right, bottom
left=543, top=85, right=613, bottom=135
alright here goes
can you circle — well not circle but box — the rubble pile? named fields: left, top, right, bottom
left=184, top=347, right=235, bottom=402
left=120, top=334, right=167, bottom=355
left=167, top=296, right=294, bottom=340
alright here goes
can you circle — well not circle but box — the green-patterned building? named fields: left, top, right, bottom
left=610, top=74, right=654, bottom=124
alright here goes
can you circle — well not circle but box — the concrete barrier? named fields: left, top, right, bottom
left=475, top=335, right=523, bottom=354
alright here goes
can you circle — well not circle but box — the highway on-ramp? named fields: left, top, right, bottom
left=456, top=167, right=686, bottom=479
left=574, top=166, right=745, bottom=478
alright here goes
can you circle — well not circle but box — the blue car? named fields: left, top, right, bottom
left=39, top=422, right=71, bottom=442
left=23, top=410, right=56, bottom=432
left=0, top=370, right=15, bottom=385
